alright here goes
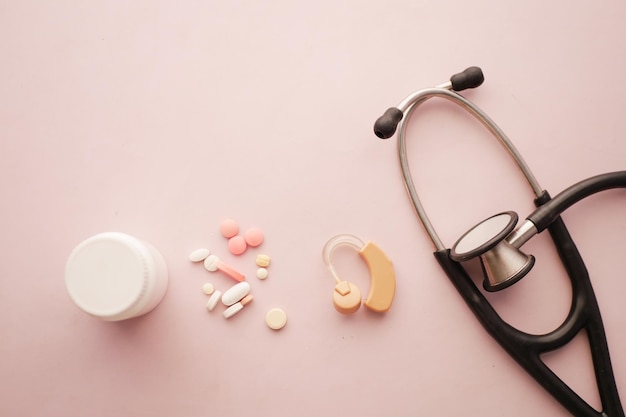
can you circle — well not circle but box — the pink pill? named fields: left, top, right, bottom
left=220, top=219, right=239, bottom=239
left=228, top=235, right=247, bottom=255
left=244, top=227, right=264, bottom=247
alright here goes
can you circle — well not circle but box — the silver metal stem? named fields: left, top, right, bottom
left=506, top=220, right=538, bottom=248
left=397, top=87, right=543, bottom=251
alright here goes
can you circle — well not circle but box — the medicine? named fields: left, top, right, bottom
left=202, top=282, right=215, bottom=295
left=256, top=254, right=271, bottom=268
left=223, top=302, right=244, bottom=319
left=189, top=248, right=210, bottom=262
left=203, top=254, right=219, bottom=272
left=221, top=282, right=251, bottom=306
left=65, top=232, right=168, bottom=321
left=240, top=294, right=254, bottom=306
left=228, top=235, right=247, bottom=256
left=206, top=290, right=222, bottom=312
left=265, top=308, right=287, bottom=330
left=256, top=268, right=269, bottom=280
left=244, top=227, right=264, bottom=247
left=220, top=219, right=239, bottom=239
left=204, top=254, right=245, bottom=282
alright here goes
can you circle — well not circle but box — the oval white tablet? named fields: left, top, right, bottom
left=221, top=282, right=251, bottom=306
left=223, top=302, right=244, bottom=319
left=189, top=248, right=210, bottom=262
left=206, top=290, right=222, bottom=311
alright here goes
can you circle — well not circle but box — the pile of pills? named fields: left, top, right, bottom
left=188, top=219, right=286, bottom=330
left=205, top=281, right=254, bottom=319
left=220, top=218, right=265, bottom=256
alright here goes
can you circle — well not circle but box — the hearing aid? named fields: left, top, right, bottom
left=322, top=234, right=396, bottom=314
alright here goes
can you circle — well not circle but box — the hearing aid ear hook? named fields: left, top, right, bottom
left=322, top=234, right=396, bottom=314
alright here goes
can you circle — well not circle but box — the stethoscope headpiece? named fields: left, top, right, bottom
left=373, top=67, right=485, bottom=139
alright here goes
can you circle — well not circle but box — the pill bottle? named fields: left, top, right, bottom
left=65, top=232, right=168, bottom=321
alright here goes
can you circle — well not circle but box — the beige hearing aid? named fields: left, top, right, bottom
left=322, top=234, right=396, bottom=314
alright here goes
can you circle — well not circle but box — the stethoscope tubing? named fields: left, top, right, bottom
left=436, top=211, right=623, bottom=417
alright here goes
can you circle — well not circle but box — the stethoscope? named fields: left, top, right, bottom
left=374, top=67, right=625, bottom=417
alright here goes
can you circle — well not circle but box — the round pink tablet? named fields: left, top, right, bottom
left=244, top=227, right=264, bottom=247
left=220, top=219, right=239, bottom=239
left=228, top=235, right=247, bottom=255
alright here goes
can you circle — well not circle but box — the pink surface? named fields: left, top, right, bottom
left=2, top=1, right=626, bottom=416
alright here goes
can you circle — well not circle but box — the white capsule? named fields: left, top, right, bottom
left=222, top=302, right=244, bottom=319
left=203, top=254, right=220, bottom=272
left=221, top=281, right=251, bottom=306
left=206, top=290, right=222, bottom=312
left=189, top=248, right=210, bottom=262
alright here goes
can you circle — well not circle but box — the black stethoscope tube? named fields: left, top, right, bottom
left=529, top=172, right=626, bottom=233
left=436, top=184, right=625, bottom=417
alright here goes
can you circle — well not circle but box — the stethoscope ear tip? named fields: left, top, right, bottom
left=450, top=66, right=484, bottom=91
left=374, top=107, right=404, bottom=139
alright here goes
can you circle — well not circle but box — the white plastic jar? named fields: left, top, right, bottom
left=65, top=232, right=168, bottom=321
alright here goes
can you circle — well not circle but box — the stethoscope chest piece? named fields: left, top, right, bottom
left=451, top=211, right=535, bottom=291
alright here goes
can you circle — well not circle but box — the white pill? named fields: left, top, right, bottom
left=256, top=267, right=269, bottom=280
left=221, top=282, right=251, bottom=306
left=202, top=282, right=215, bottom=295
left=203, top=254, right=220, bottom=272
left=206, top=290, right=222, bottom=311
left=223, top=302, right=244, bottom=319
left=189, top=248, right=210, bottom=262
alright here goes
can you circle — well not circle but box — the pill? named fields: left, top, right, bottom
left=256, top=268, right=269, bottom=280
left=244, top=227, right=264, bottom=247
left=204, top=254, right=245, bottom=282
left=265, top=308, right=287, bottom=330
left=202, top=282, right=215, bottom=295
left=223, top=302, right=244, bottom=319
left=206, top=290, right=222, bottom=312
left=204, top=255, right=220, bottom=272
left=240, top=294, right=254, bottom=306
left=228, top=235, right=247, bottom=255
left=256, top=254, right=271, bottom=268
left=220, top=219, right=239, bottom=238
left=189, top=248, right=210, bottom=262
left=221, top=281, right=251, bottom=306
left=217, top=262, right=246, bottom=282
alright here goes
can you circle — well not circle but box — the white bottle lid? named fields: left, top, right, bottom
left=65, top=232, right=168, bottom=321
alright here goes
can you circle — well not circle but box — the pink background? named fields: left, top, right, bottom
left=2, top=1, right=626, bottom=416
